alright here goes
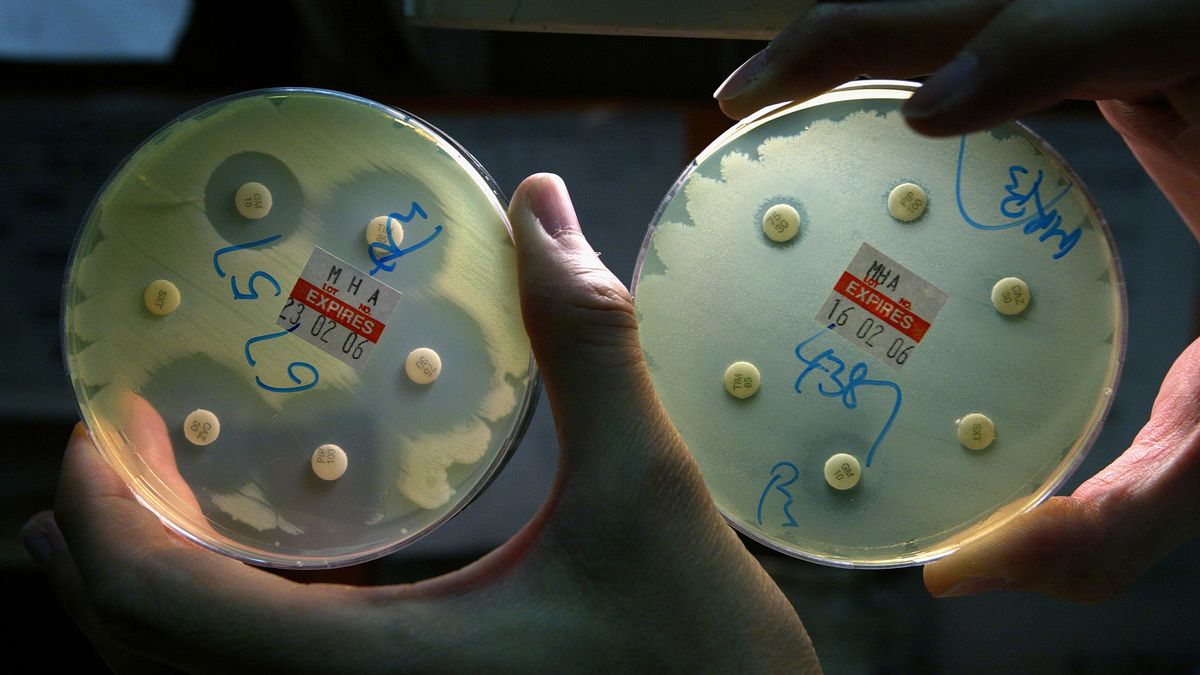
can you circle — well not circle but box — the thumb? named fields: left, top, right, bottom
left=925, top=336, right=1200, bottom=603
left=507, top=174, right=708, bottom=522
left=509, top=173, right=641, bottom=385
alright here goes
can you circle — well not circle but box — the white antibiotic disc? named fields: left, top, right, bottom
left=631, top=81, right=1124, bottom=568
left=63, top=89, right=540, bottom=568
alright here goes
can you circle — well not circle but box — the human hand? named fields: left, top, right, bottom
left=714, top=0, right=1200, bottom=602
left=713, top=0, right=1200, bottom=239
left=22, top=174, right=820, bottom=672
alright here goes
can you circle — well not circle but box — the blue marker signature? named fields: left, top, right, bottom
left=794, top=324, right=902, bottom=467
left=757, top=461, right=799, bottom=528
left=955, top=135, right=1081, bottom=260
left=212, top=234, right=282, bottom=277
left=213, top=235, right=319, bottom=394
left=368, top=202, right=444, bottom=276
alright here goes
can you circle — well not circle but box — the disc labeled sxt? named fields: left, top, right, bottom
left=632, top=81, right=1125, bottom=568
left=63, top=89, right=539, bottom=568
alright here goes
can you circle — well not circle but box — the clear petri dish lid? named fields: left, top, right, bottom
left=62, top=88, right=540, bottom=568
left=632, top=80, right=1126, bottom=568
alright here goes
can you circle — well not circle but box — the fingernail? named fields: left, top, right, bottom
left=526, top=175, right=578, bottom=238
left=904, top=52, right=980, bottom=120
left=20, top=519, right=53, bottom=566
left=714, top=49, right=769, bottom=101
left=70, top=421, right=88, bottom=442
left=935, top=576, right=1010, bottom=598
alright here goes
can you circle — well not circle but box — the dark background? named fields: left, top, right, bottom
left=3, top=2, right=1199, bottom=672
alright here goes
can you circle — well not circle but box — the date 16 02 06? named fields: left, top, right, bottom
left=823, top=297, right=915, bottom=366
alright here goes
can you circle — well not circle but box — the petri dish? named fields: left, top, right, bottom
left=632, top=80, right=1125, bottom=568
left=62, top=88, right=539, bottom=568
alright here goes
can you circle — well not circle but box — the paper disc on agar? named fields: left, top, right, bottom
left=63, top=89, right=539, bottom=568
left=631, top=81, right=1125, bottom=568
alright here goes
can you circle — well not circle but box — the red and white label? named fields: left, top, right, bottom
left=277, top=248, right=401, bottom=370
left=814, top=243, right=947, bottom=369
left=288, top=277, right=386, bottom=342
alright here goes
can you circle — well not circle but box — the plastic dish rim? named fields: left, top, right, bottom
left=60, top=87, right=543, bottom=569
left=628, top=79, right=1128, bottom=569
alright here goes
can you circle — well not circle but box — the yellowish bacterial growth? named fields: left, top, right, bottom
left=235, top=181, right=272, bottom=219
left=143, top=279, right=181, bottom=316
left=887, top=182, right=926, bottom=222
left=405, top=347, right=442, bottom=384
left=366, top=215, right=404, bottom=248
left=991, top=277, right=1031, bottom=315
left=634, top=101, right=1122, bottom=567
left=824, top=453, right=861, bottom=490
left=64, top=92, right=538, bottom=566
left=956, top=413, right=996, bottom=450
left=762, top=203, right=801, bottom=242
left=211, top=483, right=304, bottom=534
left=361, top=114, right=532, bottom=513
left=311, top=443, right=349, bottom=481
left=397, top=421, right=491, bottom=508
left=723, top=361, right=761, bottom=399
left=183, top=408, right=220, bottom=446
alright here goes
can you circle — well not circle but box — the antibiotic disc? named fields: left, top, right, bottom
left=632, top=81, right=1125, bottom=567
left=63, top=89, right=539, bottom=568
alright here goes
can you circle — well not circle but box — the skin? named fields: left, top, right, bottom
left=22, top=2, right=1200, bottom=669
left=23, top=175, right=820, bottom=673
left=714, top=0, right=1200, bottom=603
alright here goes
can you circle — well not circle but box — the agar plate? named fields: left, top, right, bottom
left=63, top=89, right=539, bottom=568
left=632, top=81, right=1125, bottom=567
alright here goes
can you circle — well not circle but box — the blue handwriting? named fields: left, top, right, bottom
left=955, top=135, right=1081, bottom=260
left=756, top=461, right=799, bottom=528
left=367, top=202, right=444, bottom=276
left=255, top=362, right=319, bottom=393
left=212, top=234, right=281, bottom=277
left=794, top=324, right=902, bottom=467
left=212, top=235, right=318, bottom=394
